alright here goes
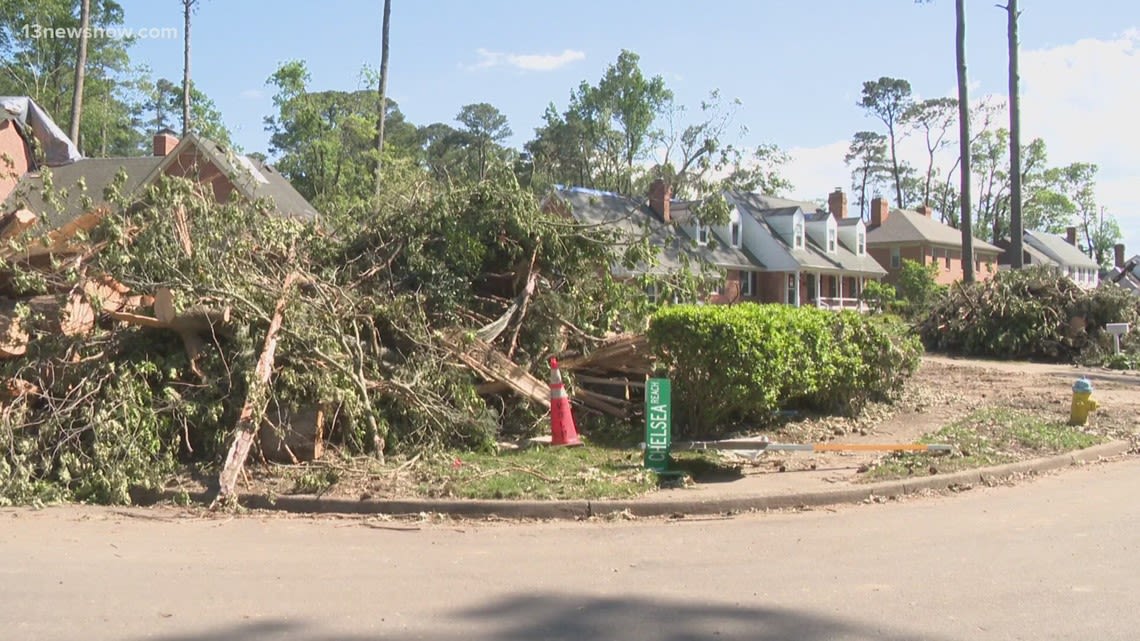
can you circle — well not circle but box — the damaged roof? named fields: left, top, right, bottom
left=2, top=132, right=320, bottom=227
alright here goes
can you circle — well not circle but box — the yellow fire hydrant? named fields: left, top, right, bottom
left=1069, top=378, right=1098, bottom=426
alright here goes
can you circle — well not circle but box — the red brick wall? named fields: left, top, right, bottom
left=162, top=148, right=237, bottom=203
left=873, top=243, right=998, bottom=285
left=0, top=120, right=31, bottom=205
left=756, top=271, right=789, bottom=304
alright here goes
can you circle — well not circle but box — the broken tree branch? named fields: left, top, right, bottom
left=212, top=271, right=301, bottom=507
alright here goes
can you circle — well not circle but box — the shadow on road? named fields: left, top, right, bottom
left=129, top=593, right=946, bottom=641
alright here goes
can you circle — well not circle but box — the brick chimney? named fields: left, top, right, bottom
left=649, top=178, right=671, bottom=223
left=153, top=128, right=179, bottom=157
left=1115, top=243, right=1126, bottom=269
left=828, top=188, right=848, bottom=221
left=1065, top=226, right=1077, bottom=246
left=916, top=204, right=933, bottom=218
left=870, top=197, right=889, bottom=227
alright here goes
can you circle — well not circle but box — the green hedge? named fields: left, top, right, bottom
left=647, top=304, right=922, bottom=439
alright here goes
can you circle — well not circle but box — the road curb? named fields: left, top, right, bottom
left=147, top=440, right=1132, bottom=520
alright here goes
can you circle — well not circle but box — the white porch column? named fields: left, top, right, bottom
left=838, top=274, right=844, bottom=307
left=794, top=271, right=801, bottom=307
left=813, top=272, right=821, bottom=307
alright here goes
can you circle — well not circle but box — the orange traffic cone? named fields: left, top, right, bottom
left=548, top=357, right=582, bottom=446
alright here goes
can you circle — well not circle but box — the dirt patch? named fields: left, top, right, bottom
left=725, top=356, right=1139, bottom=479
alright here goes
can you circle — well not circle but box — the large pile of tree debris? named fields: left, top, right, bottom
left=918, top=266, right=1140, bottom=362
left=0, top=173, right=677, bottom=505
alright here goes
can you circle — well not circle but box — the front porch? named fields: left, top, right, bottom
left=782, top=271, right=871, bottom=312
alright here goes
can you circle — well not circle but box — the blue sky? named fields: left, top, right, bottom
left=119, top=0, right=1139, bottom=253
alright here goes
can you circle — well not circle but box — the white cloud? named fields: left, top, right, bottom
left=239, top=89, right=265, bottom=100
left=1019, top=29, right=1140, bottom=255
left=783, top=141, right=850, bottom=206
left=786, top=30, right=1140, bottom=256
left=466, top=48, right=585, bottom=72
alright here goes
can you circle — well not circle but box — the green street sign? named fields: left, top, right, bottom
left=645, top=378, right=671, bottom=472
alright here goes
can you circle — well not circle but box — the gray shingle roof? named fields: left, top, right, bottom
left=553, top=186, right=706, bottom=276
left=731, top=192, right=823, bottom=213
left=3, top=133, right=320, bottom=227
left=1023, top=229, right=1099, bottom=268
left=2, top=157, right=160, bottom=228
left=866, top=207, right=1002, bottom=254
left=728, top=192, right=886, bottom=277
left=180, top=135, right=319, bottom=221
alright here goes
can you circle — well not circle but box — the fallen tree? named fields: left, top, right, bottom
left=0, top=171, right=669, bottom=504
left=918, top=266, right=1140, bottom=362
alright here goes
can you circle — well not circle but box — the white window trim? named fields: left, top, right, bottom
left=731, top=222, right=741, bottom=248
left=827, top=228, right=837, bottom=253
left=741, top=271, right=753, bottom=297
left=793, top=221, right=804, bottom=249
left=696, top=223, right=708, bottom=246
left=856, top=231, right=866, bottom=256
left=890, top=247, right=901, bottom=268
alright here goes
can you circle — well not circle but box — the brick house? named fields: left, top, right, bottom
left=1, top=97, right=318, bottom=258
left=865, top=197, right=1002, bottom=285
left=3, top=128, right=319, bottom=229
left=546, top=183, right=887, bottom=309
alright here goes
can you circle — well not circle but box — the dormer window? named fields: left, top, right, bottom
left=696, top=223, right=709, bottom=246
left=731, top=222, right=741, bottom=248
left=857, top=230, right=866, bottom=255
left=827, top=228, right=837, bottom=253
left=793, top=220, right=804, bottom=249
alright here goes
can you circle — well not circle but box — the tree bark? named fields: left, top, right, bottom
left=68, top=0, right=91, bottom=148
left=214, top=272, right=300, bottom=506
left=182, top=0, right=195, bottom=135
left=887, top=122, right=904, bottom=209
left=1006, top=0, right=1024, bottom=268
left=956, top=0, right=975, bottom=283
left=374, top=0, right=392, bottom=203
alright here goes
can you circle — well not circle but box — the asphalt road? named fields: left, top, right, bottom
left=2, top=458, right=1138, bottom=641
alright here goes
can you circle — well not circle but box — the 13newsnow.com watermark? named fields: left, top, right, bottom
left=21, top=24, right=179, bottom=40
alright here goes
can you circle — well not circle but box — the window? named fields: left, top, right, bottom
left=696, top=223, right=708, bottom=246
left=827, top=228, right=837, bottom=253
left=741, top=271, right=753, bottom=297
left=793, top=221, right=804, bottom=249
left=645, top=283, right=658, bottom=304
left=857, top=230, right=866, bottom=255
left=890, top=247, right=901, bottom=268
left=787, top=273, right=797, bottom=304
left=944, top=250, right=953, bottom=269
left=731, top=222, right=741, bottom=247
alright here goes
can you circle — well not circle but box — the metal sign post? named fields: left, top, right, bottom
left=645, top=378, right=671, bottom=472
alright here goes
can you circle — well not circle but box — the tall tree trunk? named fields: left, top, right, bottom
left=956, top=0, right=975, bottom=283
left=858, top=166, right=870, bottom=222
left=888, top=124, right=904, bottom=209
left=68, top=0, right=91, bottom=148
left=1006, top=0, right=1023, bottom=268
left=182, top=0, right=195, bottom=135
left=374, top=0, right=392, bottom=203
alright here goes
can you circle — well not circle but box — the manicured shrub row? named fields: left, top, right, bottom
left=647, top=304, right=922, bottom=439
